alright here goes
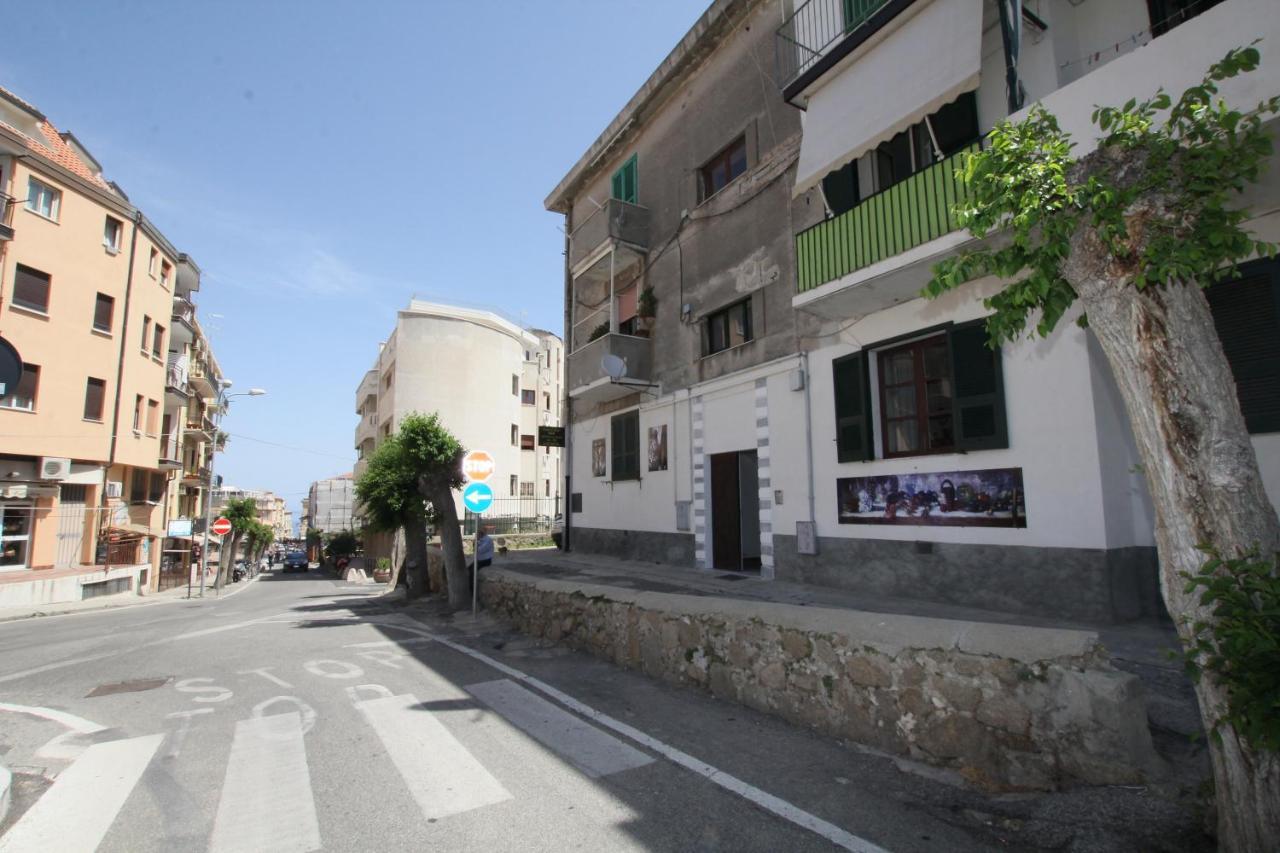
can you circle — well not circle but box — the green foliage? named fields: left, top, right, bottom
left=324, top=529, right=360, bottom=558
left=355, top=435, right=427, bottom=533
left=223, top=497, right=258, bottom=532
left=246, top=521, right=273, bottom=555
left=397, top=412, right=465, bottom=492
left=375, top=557, right=392, bottom=571
left=925, top=45, right=1279, bottom=345
left=638, top=287, right=657, bottom=319
left=1176, top=546, right=1280, bottom=752
left=587, top=321, right=610, bottom=342
left=305, top=527, right=323, bottom=547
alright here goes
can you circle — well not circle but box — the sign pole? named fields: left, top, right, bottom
left=471, top=518, right=478, bottom=617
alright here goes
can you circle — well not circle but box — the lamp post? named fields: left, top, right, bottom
left=198, top=384, right=265, bottom=597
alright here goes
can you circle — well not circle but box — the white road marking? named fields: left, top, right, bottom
left=0, top=702, right=106, bottom=733
left=355, top=692, right=512, bottom=821
left=171, top=617, right=274, bottom=641
left=165, top=708, right=215, bottom=758
left=355, top=649, right=404, bottom=669
left=342, top=637, right=435, bottom=649
left=0, top=734, right=162, bottom=853
left=251, top=696, right=317, bottom=735
left=174, top=677, right=233, bottom=703
left=0, top=653, right=115, bottom=685
left=345, top=683, right=394, bottom=703
left=302, top=658, right=364, bottom=679
left=239, top=666, right=293, bottom=687
left=209, top=711, right=321, bottom=853
left=467, top=678, right=654, bottom=778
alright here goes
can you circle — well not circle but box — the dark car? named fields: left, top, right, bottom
left=283, top=551, right=308, bottom=573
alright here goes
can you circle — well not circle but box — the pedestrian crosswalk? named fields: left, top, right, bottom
left=0, top=679, right=653, bottom=853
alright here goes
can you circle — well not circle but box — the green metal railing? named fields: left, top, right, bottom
left=796, top=142, right=979, bottom=293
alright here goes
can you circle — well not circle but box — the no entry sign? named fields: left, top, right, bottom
left=210, top=517, right=233, bottom=536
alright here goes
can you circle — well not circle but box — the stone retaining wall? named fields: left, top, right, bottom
left=479, top=569, right=1166, bottom=791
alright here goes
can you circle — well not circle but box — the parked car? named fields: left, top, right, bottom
left=550, top=515, right=564, bottom=549
left=283, top=551, right=308, bottom=573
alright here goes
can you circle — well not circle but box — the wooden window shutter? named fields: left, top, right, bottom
left=949, top=319, right=1008, bottom=450
left=611, top=169, right=624, bottom=201
left=833, top=352, right=873, bottom=462
left=611, top=410, right=640, bottom=480
left=1206, top=259, right=1280, bottom=434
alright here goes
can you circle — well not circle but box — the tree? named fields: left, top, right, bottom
left=324, top=530, right=360, bottom=560
left=397, top=413, right=469, bottom=610
left=925, top=48, right=1279, bottom=850
left=305, top=527, right=323, bottom=561
left=216, top=497, right=259, bottom=588
left=355, top=434, right=431, bottom=595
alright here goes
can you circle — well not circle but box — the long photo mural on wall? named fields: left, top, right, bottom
left=837, top=468, right=1026, bottom=528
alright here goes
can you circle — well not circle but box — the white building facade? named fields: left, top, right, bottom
left=305, top=474, right=355, bottom=533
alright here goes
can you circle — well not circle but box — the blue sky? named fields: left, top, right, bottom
left=5, top=1, right=703, bottom=526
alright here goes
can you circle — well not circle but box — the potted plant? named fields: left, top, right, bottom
left=373, top=557, right=392, bottom=583
left=587, top=321, right=610, bottom=342
left=637, top=288, right=657, bottom=336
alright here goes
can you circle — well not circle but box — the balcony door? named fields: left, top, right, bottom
left=709, top=450, right=761, bottom=572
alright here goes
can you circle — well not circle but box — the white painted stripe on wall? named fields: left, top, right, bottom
left=467, top=679, right=654, bottom=778
left=210, top=712, right=320, bottom=853
left=356, top=693, right=511, bottom=821
left=0, top=734, right=163, bottom=853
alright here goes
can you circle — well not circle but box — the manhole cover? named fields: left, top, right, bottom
left=86, top=676, right=171, bottom=698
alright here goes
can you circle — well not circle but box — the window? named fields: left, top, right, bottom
left=0, top=364, right=38, bottom=411
left=152, top=324, right=165, bottom=358
left=1147, top=0, right=1226, bottom=38
left=26, top=176, right=60, bottom=220
left=833, top=320, right=1007, bottom=462
left=93, top=293, right=115, bottom=332
left=146, top=399, right=159, bottom=436
left=160, top=260, right=172, bottom=288
left=130, top=468, right=147, bottom=503
left=610, top=410, right=640, bottom=481
left=83, top=378, right=106, bottom=421
left=520, top=434, right=535, bottom=451
left=511, top=424, right=518, bottom=446
left=509, top=474, right=518, bottom=496
left=544, top=392, right=551, bottom=411
left=519, top=481, right=535, bottom=497
left=149, top=472, right=165, bottom=503
left=512, top=375, right=519, bottom=396
left=141, top=316, right=152, bottom=353
left=700, top=135, right=748, bottom=201
left=521, top=389, right=536, bottom=406
left=103, top=217, right=123, bottom=253
left=133, top=394, right=144, bottom=431
left=1207, top=258, right=1280, bottom=434
left=611, top=154, right=638, bottom=204
left=148, top=248, right=159, bottom=277
left=1, top=503, right=33, bottom=569
left=12, top=265, right=51, bottom=314
left=705, top=299, right=753, bottom=355
left=544, top=479, right=550, bottom=497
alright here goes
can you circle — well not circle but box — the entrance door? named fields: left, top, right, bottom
left=56, top=484, right=88, bottom=568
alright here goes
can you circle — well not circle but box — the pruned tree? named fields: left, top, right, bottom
left=926, top=47, right=1279, bottom=850
left=355, top=434, right=430, bottom=595
left=215, top=497, right=259, bottom=588
left=397, top=413, right=469, bottom=610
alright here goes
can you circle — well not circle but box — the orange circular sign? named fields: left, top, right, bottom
left=461, top=450, right=495, bottom=482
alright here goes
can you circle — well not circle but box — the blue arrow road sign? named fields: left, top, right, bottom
left=462, top=481, right=494, bottom=514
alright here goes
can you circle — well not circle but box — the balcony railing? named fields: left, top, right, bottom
left=795, top=141, right=979, bottom=293
left=776, top=0, right=891, bottom=92
left=0, top=192, right=14, bottom=242
left=569, top=198, right=650, bottom=271
left=567, top=332, right=653, bottom=395
left=165, top=356, right=189, bottom=392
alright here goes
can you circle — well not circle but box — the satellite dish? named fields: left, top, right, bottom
left=601, top=353, right=627, bottom=381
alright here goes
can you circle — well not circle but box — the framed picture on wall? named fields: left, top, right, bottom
left=648, top=425, right=668, bottom=471
left=836, top=467, right=1026, bottom=527
left=592, top=439, right=606, bottom=477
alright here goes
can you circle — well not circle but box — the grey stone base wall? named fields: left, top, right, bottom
left=568, top=526, right=695, bottom=566
left=479, top=570, right=1166, bottom=792
left=773, top=535, right=1165, bottom=624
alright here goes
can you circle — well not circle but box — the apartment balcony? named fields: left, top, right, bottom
left=0, top=192, right=14, bottom=242
left=792, top=142, right=979, bottom=320
left=182, top=465, right=211, bottom=486
left=775, top=0, right=897, bottom=103
left=355, top=411, right=377, bottom=445
left=165, top=355, right=190, bottom=407
left=569, top=198, right=650, bottom=287
left=158, top=432, right=182, bottom=470
left=189, top=357, right=217, bottom=397
left=356, top=369, right=377, bottom=415
left=175, top=254, right=200, bottom=299
left=567, top=332, right=654, bottom=404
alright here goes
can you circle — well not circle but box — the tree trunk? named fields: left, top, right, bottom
left=1065, top=223, right=1280, bottom=850
left=402, top=520, right=429, bottom=599
left=216, top=532, right=242, bottom=590
left=431, top=485, right=469, bottom=611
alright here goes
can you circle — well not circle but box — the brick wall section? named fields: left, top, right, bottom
left=478, top=570, right=1166, bottom=791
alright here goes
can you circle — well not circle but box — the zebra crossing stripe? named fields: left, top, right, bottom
left=0, top=733, right=162, bottom=853
left=467, top=679, right=654, bottom=778
left=355, top=692, right=512, bottom=821
left=209, top=711, right=321, bottom=853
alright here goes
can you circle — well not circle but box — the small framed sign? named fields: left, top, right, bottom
left=538, top=426, right=566, bottom=448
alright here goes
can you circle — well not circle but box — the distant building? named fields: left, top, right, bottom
left=306, top=474, right=354, bottom=533
left=212, top=487, right=289, bottom=541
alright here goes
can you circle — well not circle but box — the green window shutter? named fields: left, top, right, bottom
left=610, top=411, right=640, bottom=480
left=611, top=155, right=637, bottom=204
left=611, top=169, right=624, bottom=202
left=949, top=319, right=1008, bottom=450
left=833, top=352, right=873, bottom=462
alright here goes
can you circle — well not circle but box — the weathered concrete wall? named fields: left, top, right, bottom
left=479, top=569, right=1166, bottom=791
left=569, top=527, right=696, bottom=566
left=772, top=535, right=1165, bottom=624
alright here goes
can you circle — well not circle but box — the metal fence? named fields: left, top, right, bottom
left=776, top=0, right=890, bottom=91
left=461, top=497, right=560, bottom=536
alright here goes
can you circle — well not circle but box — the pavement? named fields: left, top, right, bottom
left=0, top=572, right=262, bottom=624
left=0, top=564, right=1211, bottom=852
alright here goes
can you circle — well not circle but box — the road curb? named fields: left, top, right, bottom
left=0, top=760, right=11, bottom=825
left=0, top=571, right=263, bottom=624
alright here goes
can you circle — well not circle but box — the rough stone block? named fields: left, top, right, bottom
left=936, top=678, right=983, bottom=713
left=976, top=694, right=1031, bottom=734
left=845, top=655, right=892, bottom=688
left=758, top=661, right=786, bottom=690
left=781, top=630, right=812, bottom=661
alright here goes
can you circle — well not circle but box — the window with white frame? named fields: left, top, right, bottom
left=104, top=216, right=123, bottom=253
left=0, top=364, right=39, bottom=411
left=0, top=503, right=33, bottom=570
left=26, top=176, right=61, bottom=220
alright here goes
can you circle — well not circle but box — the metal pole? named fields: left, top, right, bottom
left=471, top=520, right=478, bottom=617
left=199, top=400, right=222, bottom=598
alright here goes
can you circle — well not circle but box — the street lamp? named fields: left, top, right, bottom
left=199, top=384, right=266, bottom=597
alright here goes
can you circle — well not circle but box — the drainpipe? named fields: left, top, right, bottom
left=800, top=351, right=816, bottom=532
left=562, top=207, right=574, bottom=552
left=101, top=211, right=141, bottom=550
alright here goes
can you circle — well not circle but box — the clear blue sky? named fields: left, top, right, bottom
left=4, top=1, right=703, bottom=525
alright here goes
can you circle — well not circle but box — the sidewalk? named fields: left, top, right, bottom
left=0, top=571, right=261, bottom=623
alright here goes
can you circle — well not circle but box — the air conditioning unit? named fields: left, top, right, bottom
left=106, top=481, right=123, bottom=499
left=39, top=457, right=71, bottom=480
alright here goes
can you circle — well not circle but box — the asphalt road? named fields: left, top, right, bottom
left=0, top=570, right=1202, bottom=852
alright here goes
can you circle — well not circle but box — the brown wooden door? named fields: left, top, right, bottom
left=710, top=452, right=741, bottom=570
